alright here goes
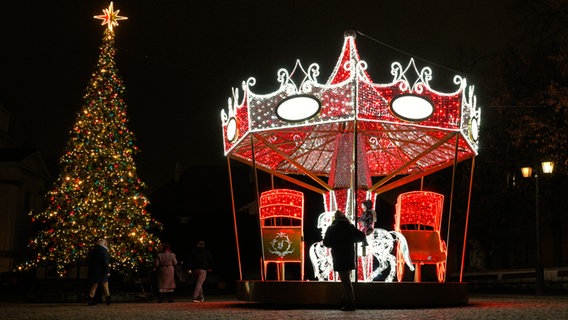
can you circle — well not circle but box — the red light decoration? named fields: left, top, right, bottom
left=396, top=191, right=444, bottom=229
left=259, top=189, right=305, bottom=280
left=395, top=191, right=447, bottom=282
left=259, top=189, right=304, bottom=220
left=220, top=32, right=480, bottom=184
left=221, top=31, right=480, bottom=284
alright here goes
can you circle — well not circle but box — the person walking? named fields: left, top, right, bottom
left=189, top=240, right=213, bottom=302
left=154, top=243, right=178, bottom=303
left=323, top=210, right=366, bottom=311
left=87, top=238, right=111, bottom=306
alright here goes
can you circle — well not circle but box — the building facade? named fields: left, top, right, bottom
left=0, top=103, right=51, bottom=273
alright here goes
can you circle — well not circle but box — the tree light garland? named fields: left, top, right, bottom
left=22, top=3, right=161, bottom=277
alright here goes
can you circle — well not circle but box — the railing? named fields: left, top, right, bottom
left=454, top=267, right=568, bottom=293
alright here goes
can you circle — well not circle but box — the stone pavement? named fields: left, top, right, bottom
left=1, top=294, right=567, bottom=320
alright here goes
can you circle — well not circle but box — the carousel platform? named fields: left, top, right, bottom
left=236, top=280, right=469, bottom=308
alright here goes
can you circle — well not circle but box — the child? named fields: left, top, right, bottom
left=358, top=199, right=377, bottom=236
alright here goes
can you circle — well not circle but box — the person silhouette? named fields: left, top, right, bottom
left=323, top=210, right=366, bottom=311
left=189, top=240, right=213, bottom=302
left=87, top=238, right=111, bottom=306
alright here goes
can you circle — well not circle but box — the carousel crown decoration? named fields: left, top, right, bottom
left=391, top=58, right=433, bottom=93
left=220, top=87, right=240, bottom=143
left=277, top=60, right=321, bottom=94
left=220, top=31, right=480, bottom=177
left=463, top=81, right=480, bottom=144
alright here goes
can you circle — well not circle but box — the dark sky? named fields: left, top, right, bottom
left=0, top=0, right=522, bottom=190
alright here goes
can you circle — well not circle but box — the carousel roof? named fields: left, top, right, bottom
left=220, top=31, right=480, bottom=194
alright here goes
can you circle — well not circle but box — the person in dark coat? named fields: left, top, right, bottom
left=323, top=210, right=366, bottom=311
left=189, top=240, right=213, bottom=302
left=87, top=238, right=111, bottom=305
left=154, top=243, right=178, bottom=303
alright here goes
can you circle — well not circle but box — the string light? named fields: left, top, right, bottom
left=220, top=32, right=480, bottom=177
left=395, top=191, right=444, bottom=228
left=394, top=191, right=447, bottom=282
left=259, top=189, right=303, bottom=219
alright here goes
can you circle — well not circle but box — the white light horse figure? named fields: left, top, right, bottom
left=309, top=211, right=335, bottom=281
left=309, top=211, right=414, bottom=282
left=366, top=228, right=414, bottom=282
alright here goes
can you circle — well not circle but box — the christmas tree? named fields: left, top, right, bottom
left=25, top=2, right=161, bottom=277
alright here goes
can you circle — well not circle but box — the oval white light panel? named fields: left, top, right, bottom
left=391, top=95, right=434, bottom=121
left=226, top=118, right=238, bottom=142
left=276, top=95, right=321, bottom=122
left=471, top=117, right=479, bottom=142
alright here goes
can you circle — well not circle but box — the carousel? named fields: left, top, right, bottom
left=220, top=30, right=480, bottom=307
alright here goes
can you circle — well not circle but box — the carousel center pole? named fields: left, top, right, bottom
left=351, top=57, right=360, bottom=282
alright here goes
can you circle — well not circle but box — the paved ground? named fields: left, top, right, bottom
left=1, top=294, right=567, bottom=320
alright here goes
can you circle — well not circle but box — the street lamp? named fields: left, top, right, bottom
left=521, top=160, right=554, bottom=295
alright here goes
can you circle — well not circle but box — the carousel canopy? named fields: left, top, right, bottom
left=220, top=31, right=480, bottom=194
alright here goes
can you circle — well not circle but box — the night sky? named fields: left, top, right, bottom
left=0, top=0, right=522, bottom=190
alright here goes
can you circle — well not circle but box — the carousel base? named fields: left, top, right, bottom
left=236, top=280, right=469, bottom=308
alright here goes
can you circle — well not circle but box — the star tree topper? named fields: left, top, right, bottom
left=94, top=2, right=127, bottom=31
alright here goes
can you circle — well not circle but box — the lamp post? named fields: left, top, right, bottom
left=521, top=160, right=554, bottom=295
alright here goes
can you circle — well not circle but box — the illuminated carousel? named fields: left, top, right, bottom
left=220, top=30, right=480, bottom=307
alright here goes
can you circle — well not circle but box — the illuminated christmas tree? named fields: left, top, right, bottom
left=25, top=2, right=161, bottom=276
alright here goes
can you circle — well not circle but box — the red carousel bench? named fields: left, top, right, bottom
left=395, top=191, right=447, bottom=282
